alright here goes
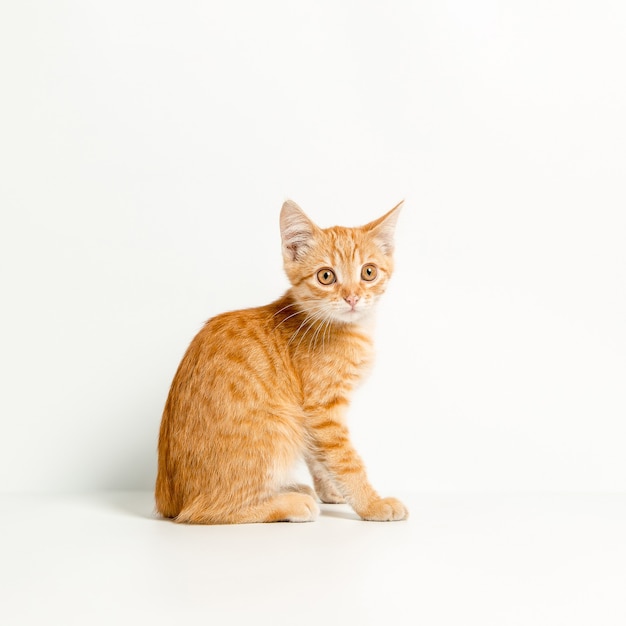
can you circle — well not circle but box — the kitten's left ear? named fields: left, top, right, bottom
left=365, top=200, right=403, bottom=255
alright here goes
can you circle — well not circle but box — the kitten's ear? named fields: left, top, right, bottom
left=280, top=199, right=318, bottom=262
left=365, top=200, right=403, bottom=255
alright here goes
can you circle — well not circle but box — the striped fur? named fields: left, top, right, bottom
left=155, top=200, right=408, bottom=523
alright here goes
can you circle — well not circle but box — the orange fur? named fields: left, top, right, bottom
left=155, top=200, right=408, bottom=523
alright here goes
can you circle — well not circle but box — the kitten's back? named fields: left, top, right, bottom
left=156, top=299, right=307, bottom=521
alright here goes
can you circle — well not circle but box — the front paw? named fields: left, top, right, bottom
left=360, top=497, right=408, bottom=521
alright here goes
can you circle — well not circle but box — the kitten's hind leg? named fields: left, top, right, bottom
left=281, top=483, right=317, bottom=499
left=175, top=492, right=319, bottom=525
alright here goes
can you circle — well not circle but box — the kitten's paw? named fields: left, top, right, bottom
left=360, top=497, right=408, bottom=522
left=281, top=493, right=320, bottom=523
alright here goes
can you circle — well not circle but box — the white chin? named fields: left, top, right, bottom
left=332, top=308, right=369, bottom=323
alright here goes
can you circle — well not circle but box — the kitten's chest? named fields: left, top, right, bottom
left=296, top=327, right=374, bottom=403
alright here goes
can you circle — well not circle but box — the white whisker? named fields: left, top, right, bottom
left=272, top=302, right=299, bottom=318
left=310, top=311, right=332, bottom=352
left=286, top=305, right=327, bottom=346
left=275, top=302, right=326, bottom=330
left=295, top=309, right=328, bottom=350
left=321, top=315, right=333, bottom=352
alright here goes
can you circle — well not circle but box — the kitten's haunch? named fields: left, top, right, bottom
left=155, top=200, right=408, bottom=523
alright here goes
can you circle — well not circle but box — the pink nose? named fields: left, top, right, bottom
left=344, top=295, right=360, bottom=309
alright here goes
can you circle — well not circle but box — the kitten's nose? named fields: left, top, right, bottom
left=344, top=295, right=360, bottom=309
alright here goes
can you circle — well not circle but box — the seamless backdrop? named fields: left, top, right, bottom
left=1, top=0, right=625, bottom=494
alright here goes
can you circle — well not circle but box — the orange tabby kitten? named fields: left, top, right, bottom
left=155, top=200, right=408, bottom=524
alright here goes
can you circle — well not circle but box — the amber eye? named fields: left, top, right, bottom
left=361, top=264, right=378, bottom=281
left=317, top=268, right=336, bottom=285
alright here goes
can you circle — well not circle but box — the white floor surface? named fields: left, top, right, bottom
left=1, top=492, right=625, bottom=625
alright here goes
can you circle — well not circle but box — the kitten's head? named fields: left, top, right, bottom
left=280, top=199, right=402, bottom=324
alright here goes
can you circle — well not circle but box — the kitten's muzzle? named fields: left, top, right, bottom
left=344, top=295, right=360, bottom=310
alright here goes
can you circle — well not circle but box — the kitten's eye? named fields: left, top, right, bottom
left=361, top=264, right=378, bottom=281
left=317, top=268, right=336, bottom=285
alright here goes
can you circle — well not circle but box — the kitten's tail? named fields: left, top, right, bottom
left=155, top=465, right=177, bottom=519
left=155, top=407, right=179, bottom=519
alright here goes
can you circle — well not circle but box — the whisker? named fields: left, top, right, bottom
left=295, top=309, right=328, bottom=350
left=276, top=309, right=306, bottom=328
left=288, top=312, right=320, bottom=347
left=275, top=302, right=326, bottom=329
left=287, top=307, right=326, bottom=346
left=272, top=302, right=300, bottom=318
left=310, top=311, right=331, bottom=352
left=309, top=322, right=321, bottom=352
left=321, top=314, right=333, bottom=353
left=278, top=302, right=297, bottom=314
left=322, top=313, right=334, bottom=353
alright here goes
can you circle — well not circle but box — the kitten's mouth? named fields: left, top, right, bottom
left=333, top=306, right=367, bottom=323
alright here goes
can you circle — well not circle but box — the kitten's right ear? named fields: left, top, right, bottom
left=280, top=200, right=317, bottom=262
left=365, top=200, right=403, bottom=255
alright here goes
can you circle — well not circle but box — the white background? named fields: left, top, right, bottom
left=1, top=0, right=625, bottom=495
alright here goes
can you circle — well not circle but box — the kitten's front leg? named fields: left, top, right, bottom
left=307, top=409, right=408, bottom=521
left=306, top=456, right=346, bottom=504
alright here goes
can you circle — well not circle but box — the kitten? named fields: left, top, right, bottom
left=155, top=200, right=408, bottom=524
